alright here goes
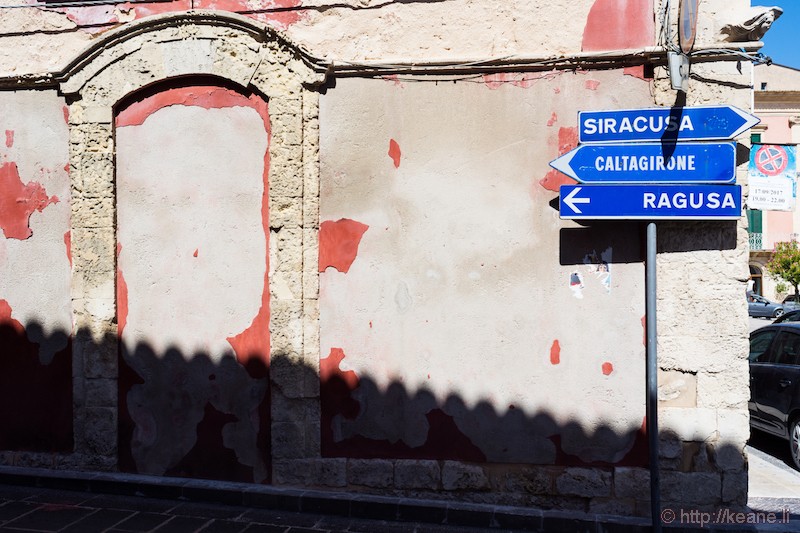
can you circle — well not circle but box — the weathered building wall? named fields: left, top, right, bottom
left=115, top=83, right=272, bottom=481
left=318, top=71, right=650, bottom=456
left=0, top=0, right=755, bottom=519
left=0, top=1, right=604, bottom=77
left=0, top=91, right=72, bottom=452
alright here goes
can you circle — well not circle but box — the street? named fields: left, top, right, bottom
left=746, top=316, right=800, bottom=513
left=750, top=316, right=775, bottom=333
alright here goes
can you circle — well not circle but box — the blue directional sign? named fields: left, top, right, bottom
left=549, top=142, right=735, bottom=184
left=559, top=184, right=742, bottom=220
left=579, top=106, right=759, bottom=144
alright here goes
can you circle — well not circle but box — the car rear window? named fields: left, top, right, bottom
left=750, top=329, right=778, bottom=363
left=771, top=331, right=800, bottom=365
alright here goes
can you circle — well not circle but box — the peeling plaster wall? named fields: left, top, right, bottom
left=115, top=84, right=271, bottom=482
left=0, top=0, right=756, bottom=517
left=1, top=0, right=630, bottom=77
left=318, top=71, right=652, bottom=468
left=0, top=91, right=72, bottom=451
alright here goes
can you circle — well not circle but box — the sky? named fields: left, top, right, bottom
left=752, top=1, right=800, bottom=69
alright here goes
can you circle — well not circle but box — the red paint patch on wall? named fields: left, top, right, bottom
left=539, top=127, right=579, bottom=192
left=550, top=340, right=561, bottom=365
left=0, top=299, right=73, bottom=451
left=623, top=65, right=650, bottom=80
left=547, top=112, right=558, bottom=126
left=193, top=249, right=199, bottom=258
left=382, top=75, right=403, bottom=87
left=642, top=315, right=647, bottom=346
left=483, top=73, right=539, bottom=90
left=117, top=85, right=265, bottom=127
left=602, top=362, right=614, bottom=375
left=388, top=139, right=402, bottom=168
left=57, top=0, right=303, bottom=34
left=64, top=231, right=72, bottom=267
left=585, top=80, right=601, bottom=90
left=62, top=106, right=69, bottom=124
left=582, top=0, right=655, bottom=51
left=116, top=244, right=129, bottom=337
left=318, top=219, right=369, bottom=273
left=0, top=162, right=59, bottom=240
left=5, top=130, right=13, bottom=148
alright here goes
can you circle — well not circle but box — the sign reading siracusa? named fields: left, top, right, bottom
left=583, top=114, right=694, bottom=136
left=579, top=105, right=759, bottom=144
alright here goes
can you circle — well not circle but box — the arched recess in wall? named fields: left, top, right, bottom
left=749, top=264, right=763, bottom=295
left=57, top=11, right=327, bottom=477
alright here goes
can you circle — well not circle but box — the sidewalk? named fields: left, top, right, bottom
left=1, top=464, right=799, bottom=532
left=747, top=443, right=800, bottom=519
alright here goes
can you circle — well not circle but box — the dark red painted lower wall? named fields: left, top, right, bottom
left=0, top=301, right=73, bottom=452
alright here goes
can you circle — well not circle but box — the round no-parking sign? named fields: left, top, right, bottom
left=755, top=145, right=789, bottom=176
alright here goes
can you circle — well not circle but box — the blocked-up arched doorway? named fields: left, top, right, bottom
left=115, top=79, right=272, bottom=481
left=56, top=12, right=327, bottom=478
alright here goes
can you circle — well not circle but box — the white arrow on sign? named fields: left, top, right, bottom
left=563, top=186, right=590, bottom=213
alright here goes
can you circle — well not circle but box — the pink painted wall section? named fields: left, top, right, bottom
left=766, top=211, right=794, bottom=248
left=43, top=0, right=302, bottom=32
left=760, top=115, right=792, bottom=144
left=0, top=90, right=72, bottom=452
left=115, top=82, right=271, bottom=482
left=582, top=0, right=655, bottom=51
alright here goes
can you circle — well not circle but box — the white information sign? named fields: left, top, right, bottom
left=747, top=144, right=797, bottom=211
left=748, top=175, right=795, bottom=211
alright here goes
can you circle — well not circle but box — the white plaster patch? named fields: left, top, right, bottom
left=0, top=91, right=71, bottom=362
left=116, top=103, right=267, bottom=360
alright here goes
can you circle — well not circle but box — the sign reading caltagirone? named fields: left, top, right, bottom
left=748, top=144, right=797, bottom=211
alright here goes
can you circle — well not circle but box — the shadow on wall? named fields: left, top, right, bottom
left=0, top=319, right=72, bottom=452
left=0, top=319, right=750, bottom=513
left=560, top=221, right=738, bottom=264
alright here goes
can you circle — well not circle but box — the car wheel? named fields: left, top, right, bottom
left=791, top=419, right=800, bottom=471
left=774, top=309, right=785, bottom=318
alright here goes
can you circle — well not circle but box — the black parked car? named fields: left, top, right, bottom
left=773, top=309, right=800, bottom=324
left=749, top=323, right=800, bottom=469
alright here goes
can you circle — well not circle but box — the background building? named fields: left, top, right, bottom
left=749, top=63, right=800, bottom=299
left=0, top=0, right=762, bottom=519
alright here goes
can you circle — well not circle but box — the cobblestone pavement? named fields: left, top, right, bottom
left=2, top=472, right=800, bottom=532
left=0, top=484, right=501, bottom=533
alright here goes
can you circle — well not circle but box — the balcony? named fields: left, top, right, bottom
left=749, top=232, right=764, bottom=251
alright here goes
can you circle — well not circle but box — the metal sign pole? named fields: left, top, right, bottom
left=646, top=221, right=661, bottom=532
